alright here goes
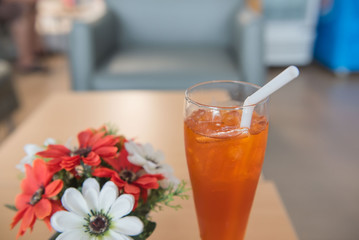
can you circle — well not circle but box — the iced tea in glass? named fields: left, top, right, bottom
left=184, top=80, right=268, bottom=240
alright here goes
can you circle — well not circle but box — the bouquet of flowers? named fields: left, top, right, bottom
left=8, top=126, right=188, bottom=239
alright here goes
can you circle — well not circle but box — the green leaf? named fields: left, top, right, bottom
left=153, top=180, right=191, bottom=211
left=48, top=232, right=61, bottom=240
left=104, top=123, right=119, bottom=135
left=5, top=204, right=17, bottom=211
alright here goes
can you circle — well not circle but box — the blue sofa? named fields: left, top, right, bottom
left=69, top=0, right=265, bottom=90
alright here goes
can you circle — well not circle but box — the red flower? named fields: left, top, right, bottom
left=38, top=128, right=119, bottom=172
left=93, top=148, right=164, bottom=203
left=11, top=159, right=63, bottom=239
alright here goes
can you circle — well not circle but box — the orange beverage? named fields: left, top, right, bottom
left=184, top=80, right=269, bottom=240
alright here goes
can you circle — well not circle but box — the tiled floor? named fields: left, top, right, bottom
left=0, top=55, right=70, bottom=142
left=1, top=56, right=358, bottom=239
left=264, top=64, right=359, bottom=240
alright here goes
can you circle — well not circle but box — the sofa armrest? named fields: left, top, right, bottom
left=233, top=8, right=266, bottom=86
left=69, top=10, right=117, bottom=91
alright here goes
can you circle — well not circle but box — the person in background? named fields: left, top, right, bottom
left=0, top=0, right=47, bottom=73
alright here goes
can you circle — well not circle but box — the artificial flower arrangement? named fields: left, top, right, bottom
left=8, top=126, right=188, bottom=239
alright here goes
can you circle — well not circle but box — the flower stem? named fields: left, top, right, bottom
left=49, top=232, right=61, bottom=240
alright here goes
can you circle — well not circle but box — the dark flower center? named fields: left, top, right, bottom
left=120, top=169, right=137, bottom=183
left=74, top=147, right=92, bottom=157
left=30, top=187, right=44, bottom=205
left=89, top=214, right=109, bottom=234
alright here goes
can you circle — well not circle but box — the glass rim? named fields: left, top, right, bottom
left=185, top=80, right=269, bottom=110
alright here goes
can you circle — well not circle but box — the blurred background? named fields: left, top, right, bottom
left=0, top=0, right=358, bottom=239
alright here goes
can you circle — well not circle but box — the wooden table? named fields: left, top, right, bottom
left=0, top=91, right=298, bottom=240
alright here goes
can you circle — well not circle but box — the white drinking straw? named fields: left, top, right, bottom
left=240, top=66, right=300, bottom=129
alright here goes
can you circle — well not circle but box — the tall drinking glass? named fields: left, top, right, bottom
left=184, top=80, right=269, bottom=240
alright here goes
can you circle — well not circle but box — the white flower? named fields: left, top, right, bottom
left=125, top=141, right=180, bottom=189
left=156, top=164, right=181, bottom=189
left=16, top=138, right=56, bottom=172
left=125, top=141, right=164, bottom=173
left=51, top=178, right=143, bottom=240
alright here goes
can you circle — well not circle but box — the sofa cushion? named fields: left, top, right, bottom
left=92, top=47, right=239, bottom=90
left=106, top=0, right=242, bottom=47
